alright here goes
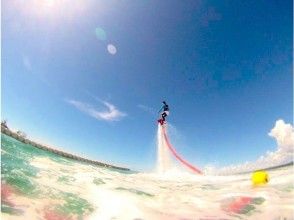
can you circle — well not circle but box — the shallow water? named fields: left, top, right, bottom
left=1, top=134, right=293, bottom=220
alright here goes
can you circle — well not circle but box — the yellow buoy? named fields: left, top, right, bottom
left=252, top=170, right=269, bottom=185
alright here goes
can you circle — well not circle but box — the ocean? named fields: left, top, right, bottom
left=1, top=133, right=293, bottom=220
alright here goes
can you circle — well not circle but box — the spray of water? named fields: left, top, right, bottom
left=156, top=124, right=172, bottom=173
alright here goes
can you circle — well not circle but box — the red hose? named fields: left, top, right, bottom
left=161, top=125, right=202, bottom=174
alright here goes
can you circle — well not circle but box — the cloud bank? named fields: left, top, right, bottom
left=67, top=99, right=126, bottom=122
left=269, top=119, right=294, bottom=152
left=205, top=119, right=294, bottom=175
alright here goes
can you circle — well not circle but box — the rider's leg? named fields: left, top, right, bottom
left=162, top=112, right=167, bottom=121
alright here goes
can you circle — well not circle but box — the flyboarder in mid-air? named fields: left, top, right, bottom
left=156, top=101, right=202, bottom=174
left=158, top=101, right=169, bottom=125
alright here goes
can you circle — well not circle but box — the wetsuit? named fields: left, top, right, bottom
left=161, top=103, right=169, bottom=122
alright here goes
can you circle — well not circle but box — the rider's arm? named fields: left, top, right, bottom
left=158, top=106, right=163, bottom=113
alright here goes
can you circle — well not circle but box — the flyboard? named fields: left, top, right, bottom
left=157, top=119, right=202, bottom=174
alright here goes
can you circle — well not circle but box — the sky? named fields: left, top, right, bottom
left=2, top=0, right=293, bottom=171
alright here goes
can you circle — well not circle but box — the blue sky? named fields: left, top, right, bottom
left=2, top=0, right=293, bottom=171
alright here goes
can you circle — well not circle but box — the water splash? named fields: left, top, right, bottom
left=156, top=124, right=171, bottom=173
left=2, top=133, right=293, bottom=219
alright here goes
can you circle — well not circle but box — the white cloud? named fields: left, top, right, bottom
left=268, top=119, right=294, bottom=152
left=205, top=119, right=294, bottom=175
left=67, top=99, right=126, bottom=122
left=137, top=104, right=156, bottom=115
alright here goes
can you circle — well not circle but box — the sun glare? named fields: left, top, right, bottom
left=15, top=0, right=87, bottom=19
left=43, top=0, right=55, bottom=8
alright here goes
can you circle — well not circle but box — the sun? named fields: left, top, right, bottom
left=13, top=0, right=87, bottom=22
left=20, top=0, right=69, bottom=17
left=43, top=0, right=55, bottom=7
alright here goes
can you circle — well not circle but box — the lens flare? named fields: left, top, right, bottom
left=95, top=27, right=107, bottom=41
left=107, top=44, right=117, bottom=55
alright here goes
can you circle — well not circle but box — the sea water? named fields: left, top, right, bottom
left=1, top=133, right=293, bottom=220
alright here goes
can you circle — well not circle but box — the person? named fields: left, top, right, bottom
left=158, top=101, right=169, bottom=124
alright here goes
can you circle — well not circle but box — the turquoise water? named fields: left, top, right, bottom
left=1, top=134, right=95, bottom=219
left=1, top=133, right=294, bottom=219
